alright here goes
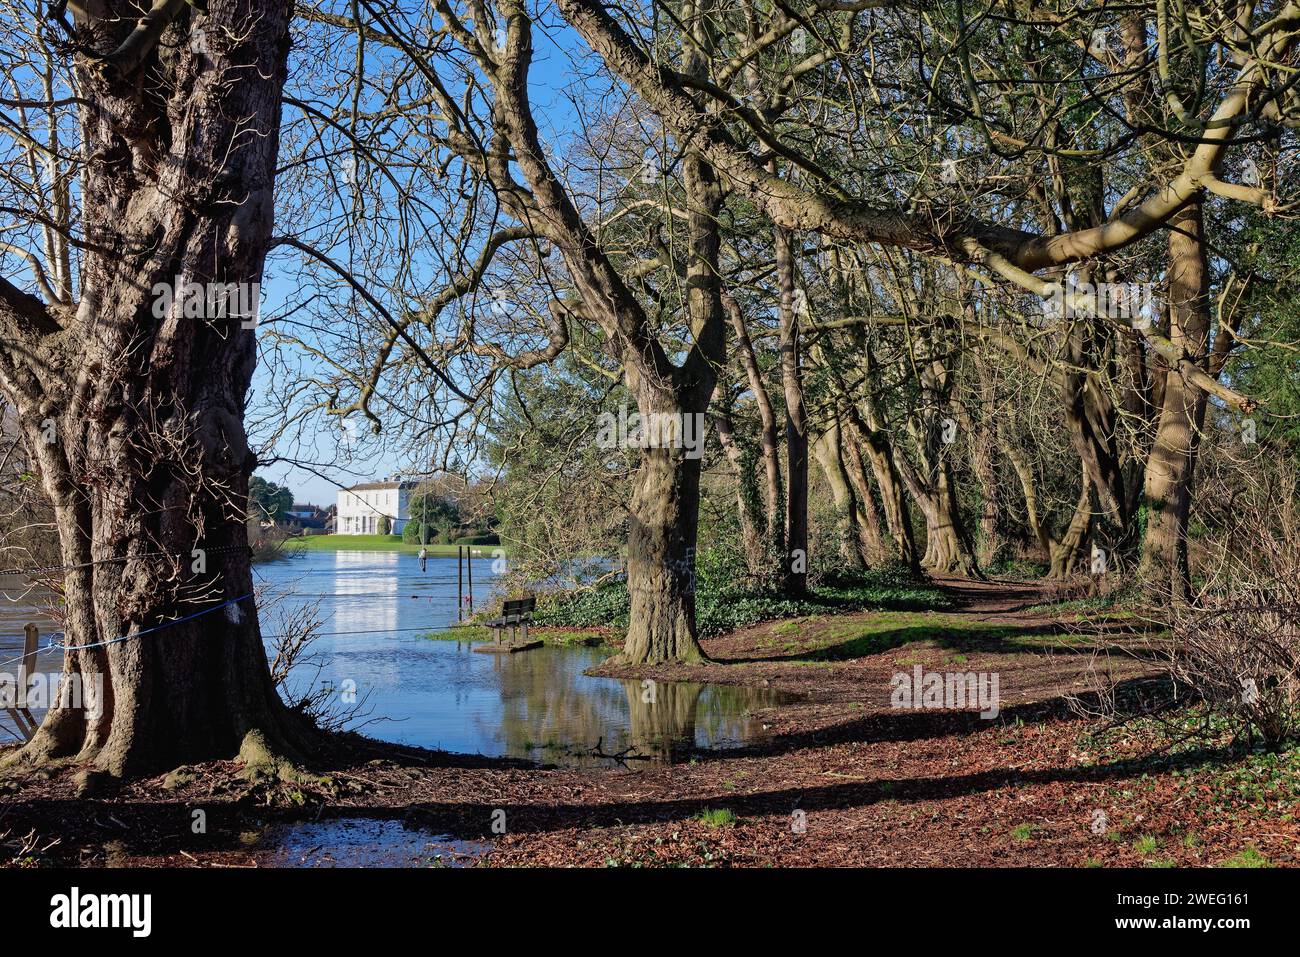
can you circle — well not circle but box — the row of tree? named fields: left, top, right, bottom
left=0, top=0, right=1295, bottom=777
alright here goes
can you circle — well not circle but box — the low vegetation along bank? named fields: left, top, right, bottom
left=296, top=534, right=500, bottom=555
left=431, top=566, right=952, bottom=648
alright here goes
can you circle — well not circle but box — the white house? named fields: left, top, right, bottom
left=336, top=477, right=418, bottom=535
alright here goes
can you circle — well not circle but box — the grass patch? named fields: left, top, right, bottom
left=423, top=624, right=612, bottom=648
left=1221, top=846, right=1272, bottom=868
left=1010, top=823, right=1035, bottom=841
left=693, top=807, right=738, bottom=827
left=424, top=625, right=490, bottom=641
left=1133, top=835, right=1159, bottom=856
left=297, top=535, right=500, bottom=555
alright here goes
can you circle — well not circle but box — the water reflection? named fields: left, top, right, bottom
left=489, top=647, right=784, bottom=766
left=0, top=584, right=60, bottom=740
left=0, top=550, right=788, bottom=765
left=249, top=817, right=488, bottom=867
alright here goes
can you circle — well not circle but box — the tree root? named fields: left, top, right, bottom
left=236, top=729, right=335, bottom=797
left=600, top=646, right=712, bottom=668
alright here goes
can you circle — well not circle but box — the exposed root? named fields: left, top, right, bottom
left=0, top=747, right=80, bottom=781
left=236, top=729, right=334, bottom=796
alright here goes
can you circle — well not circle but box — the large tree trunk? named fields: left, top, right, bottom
left=614, top=53, right=721, bottom=663
left=487, top=8, right=722, bottom=664
left=914, top=467, right=980, bottom=576
left=1138, top=201, right=1211, bottom=601
left=0, top=0, right=305, bottom=778
left=619, top=433, right=708, bottom=665
left=1048, top=486, right=1094, bottom=579
left=812, top=418, right=868, bottom=570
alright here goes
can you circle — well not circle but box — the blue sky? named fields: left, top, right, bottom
left=252, top=8, right=588, bottom=507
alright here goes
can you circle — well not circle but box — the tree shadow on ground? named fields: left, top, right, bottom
left=7, top=734, right=1230, bottom=859
left=725, top=618, right=1162, bottom=665
left=677, top=675, right=1177, bottom=764
left=0, top=678, right=1198, bottom=861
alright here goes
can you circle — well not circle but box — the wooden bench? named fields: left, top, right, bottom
left=5, top=624, right=40, bottom=741
left=475, top=596, right=541, bottom=653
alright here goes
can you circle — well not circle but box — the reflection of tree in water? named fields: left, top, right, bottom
left=694, top=684, right=777, bottom=747
left=485, top=649, right=783, bottom=766
left=624, top=681, right=704, bottom=762
left=490, top=650, right=626, bottom=765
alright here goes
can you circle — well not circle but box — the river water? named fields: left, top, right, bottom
left=1, top=549, right=782, bottom=765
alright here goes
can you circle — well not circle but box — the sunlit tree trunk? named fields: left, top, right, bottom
left=812, top=416, right=868, bottom=570
left=1138, top=201, right=1210, bottom=602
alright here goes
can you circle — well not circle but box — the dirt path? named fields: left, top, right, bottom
left=929, top=574, right=1055, bottom=618
left=3, top=576, right=1296, bottom=868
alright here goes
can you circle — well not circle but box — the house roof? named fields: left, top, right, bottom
left=345, top=480, right=418, bottom=492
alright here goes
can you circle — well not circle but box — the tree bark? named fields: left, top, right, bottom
left=841, top=403, right=918, bottom=568
left=722, top=291, right=784, bottom=579
left=485, top=5, right=722, bottom=662
left=620, top=445, right=707, bottom=664
left=1138, top=201, right=1211, bottom=601
left=712, top=403, right=768, bottom=578
left=1003, top=435, right=1092, bottom=579
left=838, top=422, right=888, bottom=565
left=0, top=0, right=306, bottom=778
left=970, top=362, right=1003, bottom=566
left=812, top=417, right=868, bottom=570
left=911, top=465, right=980, bottom=576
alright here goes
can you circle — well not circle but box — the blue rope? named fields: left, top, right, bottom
left=49, top=593, right=255, bottom=651
left=0, top=594, right=255, bottom=667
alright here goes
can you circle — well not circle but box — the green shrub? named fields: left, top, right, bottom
left=533, top=559, right=950, bottom=637
left=402, top=522, right=430, bottom=544
left=455, top=532, right=500, bottom=545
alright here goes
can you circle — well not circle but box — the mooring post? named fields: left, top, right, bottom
left=457, top=546, right=464, bottom=622
left=467, top=548, right=474, bottom=614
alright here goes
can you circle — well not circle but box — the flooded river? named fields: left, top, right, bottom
left=1, top=549, right=783, bottom=765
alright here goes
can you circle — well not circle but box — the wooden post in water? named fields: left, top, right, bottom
left=6, top=624, right=38, bottom=741
left=457, top=546, right=463, bottom=623
left=467, top=548, right=474, bottom=614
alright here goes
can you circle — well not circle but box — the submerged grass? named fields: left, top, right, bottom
left=423, top=624, right=614, bottom=648
left=296, top=535, right=501, bottom=555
